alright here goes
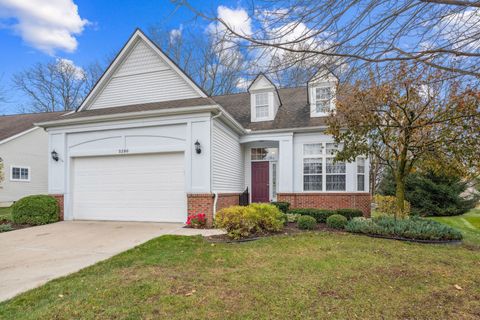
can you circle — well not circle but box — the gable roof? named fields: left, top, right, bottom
left=77, top=29, right=207, bottom=111
left=0, top=112, right=66, bottom=143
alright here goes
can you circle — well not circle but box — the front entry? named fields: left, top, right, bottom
left=251, top=161, right=270, bottom=202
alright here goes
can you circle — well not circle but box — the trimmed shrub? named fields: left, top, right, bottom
left=286, top=213, right=301, bottom=223
left=335, top=208, right=363, bottom=220
left=215, top=203, right=284, bottom=239
left=288, top=208, right=335, bottom=223
left=374, top=195, right=410, bottom=218
left=12, top=195, right=59, bottom=225
left=297, top=215, right=317, bottom=230
left=326, top=214, right=348, bottom=229
left=345, top=216, right=462, bottom=241
left=271, top=201, right=290, bottom=213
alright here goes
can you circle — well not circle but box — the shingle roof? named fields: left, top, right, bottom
left=212, top=87, right=328, bottom=130
left=62, top=97, right=217, bottom=120
left=0, top=112, right=66, bottom=142
left=42, top=87, right=328, bottom=131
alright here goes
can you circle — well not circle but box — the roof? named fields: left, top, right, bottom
left=0, top=112, right=66, bottom=142
left=43, top=87, right=328, bottom=132
left=213, top=87, right=328, bottom=131
left=60, top=97, right=216, bottom=120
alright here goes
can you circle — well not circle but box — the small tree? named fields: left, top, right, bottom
left=328, top=64, right=480, bottom=218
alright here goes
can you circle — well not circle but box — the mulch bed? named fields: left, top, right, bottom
left=205, top=222, right=344, bottom=243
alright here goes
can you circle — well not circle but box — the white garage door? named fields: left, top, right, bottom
left=72, top=152, right=186, bottom=222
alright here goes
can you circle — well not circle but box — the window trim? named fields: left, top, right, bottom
left=10, top=165, right=31, bottom=182
left=310, top=85, right=335, bottom=117
left=254, top=92, right=271, bottom=120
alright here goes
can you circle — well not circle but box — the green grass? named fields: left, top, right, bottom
left=0, top=206, right=12, bottom=221
left=1, top=233, right=479, bottom=319
left=431, top=209, right=480, bottom=246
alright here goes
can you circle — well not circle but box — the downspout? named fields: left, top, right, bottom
left=210, top=111, right=223, bottom=220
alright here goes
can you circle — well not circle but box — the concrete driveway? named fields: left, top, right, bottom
left=0, top=221, right=223, bottom=302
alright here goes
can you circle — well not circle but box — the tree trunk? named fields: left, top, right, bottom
left=395, top=174, right=406, bottom=220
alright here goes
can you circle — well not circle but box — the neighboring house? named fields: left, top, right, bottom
left=0, top=112, right=65, bottom=207
left=37, top=29, right=370, bottom=225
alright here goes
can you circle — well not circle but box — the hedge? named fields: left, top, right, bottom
left=288, top=208, right=364, bottom=222
left=12, top=195, right=59, bottom=225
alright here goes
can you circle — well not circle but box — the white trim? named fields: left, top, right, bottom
left=78, top=29, right=206, bottom=112
left=0, top=127, right=40, bottom=145
left=10, top=165, right=31, bottom=182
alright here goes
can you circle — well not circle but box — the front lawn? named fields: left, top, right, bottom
left=1, top=233, right=479, bottom=319
left=431, top=209, right=480, bottom=246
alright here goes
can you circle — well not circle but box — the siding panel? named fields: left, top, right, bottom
left=212, top=120, right=244, bottom=193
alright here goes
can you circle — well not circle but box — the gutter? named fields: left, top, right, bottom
left=246, top=125, right=329, bottom=134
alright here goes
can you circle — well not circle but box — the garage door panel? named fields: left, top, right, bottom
left=72, top=153, right=187, bottom=222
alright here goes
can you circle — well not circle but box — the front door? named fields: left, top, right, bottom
left=252, top=161, right=269, bottom=203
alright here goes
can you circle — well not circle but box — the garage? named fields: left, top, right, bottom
left=71, top=152, right=187, bottom=222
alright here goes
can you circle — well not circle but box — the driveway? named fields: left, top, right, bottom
left=0, top=221, right=223, bottom=302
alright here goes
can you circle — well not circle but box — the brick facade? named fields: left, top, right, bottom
left=277, top=193, right=371, bottom=217
left=50, top=194, right=65, bottom=221
left=187, top=193, right=241, bottom=227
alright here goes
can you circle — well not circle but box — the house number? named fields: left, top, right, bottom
left=118, top=149, right=129, bottom=154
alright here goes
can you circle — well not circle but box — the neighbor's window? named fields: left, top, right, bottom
left=303, top=143, right=323, bottom=191
left=11, top=166, right=30, bottom=181
left=314, top=87, right=332, bottom=113
left=357, top=157, right=365, bottom=191
left=255, top=92, right=270, bottom=118
left=326, top=158, right=346, bottom=191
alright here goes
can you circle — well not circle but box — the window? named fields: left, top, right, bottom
left=255, top=92, right=270, bottom=118
left=357, top=157, right=366, bottom=191
left=326, top=143, right=343, bottom=155
left=314, top=87, right=332, bottom=113
left=326, top=158, right=346, bottom=191
left=303, top=143, right=323, bottom=191
left=11, top=166, right=30, bottom=181
left=272, top=162, right=277, bottom=199
left=251, top=148, right=278, bottom=161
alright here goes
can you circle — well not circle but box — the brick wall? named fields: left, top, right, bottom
left=187, top=193, right=242, bottom=227
left=50, top=194, right=64, bottom=221
left=277, top=193, right=371, bottom=217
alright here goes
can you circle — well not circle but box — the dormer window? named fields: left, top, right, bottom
left=314, top=87, right=333, bottom=113
left=248, top=74, right=281, bottom=122
left=255, top=92, right=270, bottom=119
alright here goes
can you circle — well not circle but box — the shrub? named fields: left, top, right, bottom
left=11, top=195, right=59, bottom=225
left=288, top=208, right=335, bottom=223
left=374, top=195, right=410, bottom=218
left=297, top=215, right=317, bottom=230
left=186, top=213, right=207, bottom=228
left=214, top=204, right=284, bottom=239
left=335, top=208, right=363, bottom=220
left=326, top=214, right=348, bottom=229
left=345, top=216, right=462, bottom=241
left=377, top=169, right=477, bottom=216
left=271, top=201, right=290, bottom=213
left=286, top=213, right=301, bottom=223
left=0, top=224, right=13, bottom=233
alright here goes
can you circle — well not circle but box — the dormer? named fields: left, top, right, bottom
left=308, top=68, right=338, bottom=117
left=248, top=74, right=281, bottom=122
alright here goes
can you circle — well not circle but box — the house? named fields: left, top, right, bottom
left=37, top=29, right=370, bottom=225
left=0, top=112, right=65, bottom=206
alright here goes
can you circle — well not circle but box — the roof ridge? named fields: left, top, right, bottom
left=211, top=86, right=307, bottom=98
left=0, top=111, right=66, bottom=118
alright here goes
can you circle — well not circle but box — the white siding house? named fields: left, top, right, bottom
left=37, top=29, right=371, bottom=224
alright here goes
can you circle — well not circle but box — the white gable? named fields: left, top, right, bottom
left=82, top=30, right=205, bottom=110
left=248, top=74, right=275, bottom=91
left=248, top=74, right=281, bottom=122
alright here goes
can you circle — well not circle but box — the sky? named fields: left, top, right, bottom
left=0, top=0, right=241, bottom=114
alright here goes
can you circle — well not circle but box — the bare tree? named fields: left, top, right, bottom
left=149, top=25, right=248, bottom=95
left=12, top=59, right=102, bottom=112
left=178, top=0, right=480, bottom=78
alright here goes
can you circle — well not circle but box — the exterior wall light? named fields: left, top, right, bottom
left=51, top=150, right=59, bottom=162
left=194, top=140, right=201, bottom=154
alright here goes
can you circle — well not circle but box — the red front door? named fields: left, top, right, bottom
left=252, top=161, right=269, bottom=203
